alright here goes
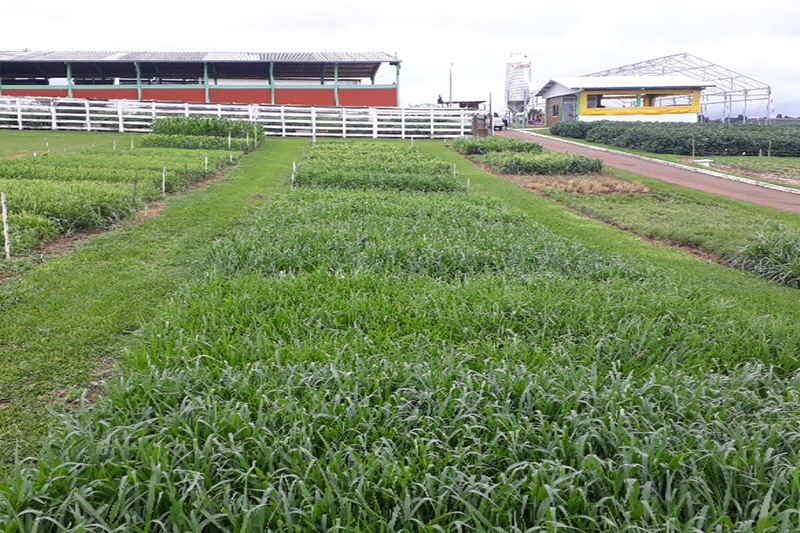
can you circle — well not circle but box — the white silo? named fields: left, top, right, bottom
left=505, top=53, right=531, bottom=121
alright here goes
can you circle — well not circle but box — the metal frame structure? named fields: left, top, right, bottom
left=586, top=53, right=772, bottom=122
left=0, top=51, right=402, bottom=107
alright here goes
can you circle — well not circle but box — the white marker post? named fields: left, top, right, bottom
left=2, top=192, right=10, bottom=259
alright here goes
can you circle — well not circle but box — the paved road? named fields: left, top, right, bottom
left=500, top=129, right=800, bottom=215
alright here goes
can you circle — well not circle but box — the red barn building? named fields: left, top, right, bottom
left=0, top=51, right=401, bottom=107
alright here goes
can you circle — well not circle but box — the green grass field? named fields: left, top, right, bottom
left=1, top=133, right=800, bottom=531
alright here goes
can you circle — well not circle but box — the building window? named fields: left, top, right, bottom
left=552, top=103, right=560, bottom=117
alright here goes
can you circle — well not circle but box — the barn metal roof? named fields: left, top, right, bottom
left=535, top=75, right=710, bottom=97
left=0, top=51, right=400, bottom=80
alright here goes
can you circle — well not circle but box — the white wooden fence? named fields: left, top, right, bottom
left=0, top=96, right=473, bottom=139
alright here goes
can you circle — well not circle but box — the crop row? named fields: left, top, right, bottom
left=4, top=140, right=800, bottom=530
left=551, top=121, right=800, bottom=157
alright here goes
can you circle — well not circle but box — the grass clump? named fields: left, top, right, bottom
left=726, top=228, right=800, bottom=288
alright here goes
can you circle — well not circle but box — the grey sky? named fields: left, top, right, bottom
left=3, top=0, right=798, bottom=116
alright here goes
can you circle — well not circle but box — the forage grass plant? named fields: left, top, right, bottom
left=726, top=228, right=800, bottom=288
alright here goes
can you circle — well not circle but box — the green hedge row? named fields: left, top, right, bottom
left=551, top=121, right=800, bottom=157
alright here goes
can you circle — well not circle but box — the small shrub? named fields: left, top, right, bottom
left=550, top=121, right=595, bottom=139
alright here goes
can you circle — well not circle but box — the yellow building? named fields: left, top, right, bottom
left=534, top=76, right=711, bottom=127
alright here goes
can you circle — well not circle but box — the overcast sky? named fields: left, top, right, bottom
left=3, top=0, right=799, bottom=117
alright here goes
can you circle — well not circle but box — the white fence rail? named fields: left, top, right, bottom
left=0, top=97, right=473, bottom=139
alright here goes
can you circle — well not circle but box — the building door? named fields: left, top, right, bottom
left=562, top=95, right=577, bottom=121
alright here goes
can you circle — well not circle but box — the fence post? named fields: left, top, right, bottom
left=342, top=107, right=347, bottom=139
left=280, top=106, right=286, bottom=137
left=50, top=101, right=57, bottom=131
left=371, top=107, right=378, bottom=139
left=85, top=100, right=92, bottom=131
left=118, top=101, right=125, bottom=133
left=429, top=108, right=435, bottom=139
left=401, top=107, right=406, bottom=139
left=2, top=192, right=10, bottom=259
left=16, top=97, right=22, bottom=130
left=311, top=107, right=317, bottom=141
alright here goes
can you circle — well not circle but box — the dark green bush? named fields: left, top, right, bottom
left=554, top=121, right=800, bottom=157
left=550, top=121, right=595, bottom=139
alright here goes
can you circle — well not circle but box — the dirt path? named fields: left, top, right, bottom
left=500, top=130, right=800, bottom=214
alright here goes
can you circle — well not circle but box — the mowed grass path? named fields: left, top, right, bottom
left=0, top=137, right=307, bottom=479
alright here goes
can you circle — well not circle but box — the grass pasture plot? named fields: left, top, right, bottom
left=0, top=137, right=308, bottom=484
left=450, top=136, right=544, bottom=155
left=0, top=144, right=240, bottom=253
left=542, top=168, right=800, bottom=261
left=5, top=140, right=800, bottom=531
left=0, top=130, right=128, bottom=158
left=0, top=178, right=142, bottom=234
left=295, top=140, right=465, bottom=192
left=143, top=116, right=264, bottom=152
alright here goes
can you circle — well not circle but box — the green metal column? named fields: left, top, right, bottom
left=269, top=62, right=275, bottom=104
left=135, top=62, right=142, bottom=101
left=334, top=63, right=339, bottom=107
left=66, top=62, right=73, bottom=98
left=204, top=62, right=210, bottom=103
